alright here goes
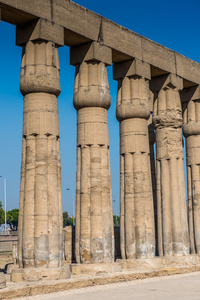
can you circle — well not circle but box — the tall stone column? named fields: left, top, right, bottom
left=70, top=42, right=114, bottom=264
left=182, top=86, right=200, bottom=254
left=150, top=74, right=189, bottom=256
left=148, top=91, right=157, bottom=255
left=113, top=59, right=155, bottom=259
left=15, top=20, right=69, bottom=278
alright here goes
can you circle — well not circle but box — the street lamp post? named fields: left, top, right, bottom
left=0, top=176, right=7, bottom=232
left=66, top=188, right=75, bottom=226
left=112, top=196, right=116, bottom=216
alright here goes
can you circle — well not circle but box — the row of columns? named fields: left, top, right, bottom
left=16, top=19, right=200, bottom=271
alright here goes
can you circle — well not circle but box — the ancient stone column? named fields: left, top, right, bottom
left=148, top=91, right=158, bottom=255
left=70, top=42, right=114, bottom=264
left=150, top=74, right=189, bottom=256
left=182, top=86, right=200, bottom=254
left=16, top=20, right=66, bottom=272
left=113, top=59, right=155, bottom=259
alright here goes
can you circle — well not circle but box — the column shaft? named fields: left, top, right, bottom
left=18, top=38, right=63, bottom=268
left=152, top=74, right=189, bottom=256
left=71, top=42, right=114, bottom=263
left=114, top=59, right=155, bottom=259
left=182, top=86, right=200, bottom=253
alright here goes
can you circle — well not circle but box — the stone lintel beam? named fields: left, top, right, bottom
left=150, top=73, right=183, bottom=93
left=16, top=18, right=64, bottom=47
left=70, top=42, right=112, bottom=66
left=1, top=0, right=200, bottom=85
left=113, top=58, right=151, bottom=81
left=181, top=85, right=200, bottom=103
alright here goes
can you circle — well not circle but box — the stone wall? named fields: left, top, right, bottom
left=0, top=232, right=18, bottom=252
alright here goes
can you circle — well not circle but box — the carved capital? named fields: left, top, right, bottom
left=71, top=42, right=111, bottom=110
left=113, top=59, right=151, bottom=122
left=20, top=41, right=61, bottom=96
left=182, top=86, right=200, bottom=136
left=116, top=76, right=150, bottom=122
left=151, top=74, right=183, bottom=128
left=73, top=61, right=110, bottom=110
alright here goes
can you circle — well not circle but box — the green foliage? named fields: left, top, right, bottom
left=63, top=211, right=73, bottom=227
left=0, top=201, right=5, bottom=226
left=113, top=215, right=120, bottom=227
left=6, top=209, right=19, bottom=230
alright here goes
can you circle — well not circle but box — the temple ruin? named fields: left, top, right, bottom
left=1, top=0, right=200, bottom=281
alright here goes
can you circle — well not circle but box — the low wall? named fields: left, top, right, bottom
left=0, top=231, right=18, bottom=252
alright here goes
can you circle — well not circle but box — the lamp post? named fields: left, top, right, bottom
left=113, top=197, right=116, bottom=226
left=66, top=188, right=75, bottom=226
left=112, top=196, right=116, bottom=216
left=0, top=176, right=7, bottom=232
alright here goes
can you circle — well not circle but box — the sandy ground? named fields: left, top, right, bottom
left=0, top=252, right=13, bottom=271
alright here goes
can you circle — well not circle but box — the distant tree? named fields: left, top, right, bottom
left=0, top=201, right=5, bottom=226
left=63, top=211, right=73, bottom=227
left=113, top=215, right=120, bottom=227
left=7, top=209, right=19, bottom=230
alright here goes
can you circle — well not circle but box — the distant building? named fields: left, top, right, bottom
left=0, top=224, right=10, bottom=232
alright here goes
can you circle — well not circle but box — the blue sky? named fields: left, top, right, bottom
left=0, top=0, right=199, bottom=215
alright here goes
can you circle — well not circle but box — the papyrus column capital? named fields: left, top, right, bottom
left=71, top=42, right=111, bottom=110
left=113, top=59, right=151, bottom=122
left=150, top=74, right=183, bottom=129
left=182, top=86, right=200, bottom=137
left=16, top=19, right=63, bottom=97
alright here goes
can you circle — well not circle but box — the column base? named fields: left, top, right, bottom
left=117, top=254, right=200, bottom=271
left=71, top=262, right=121, bottom=275
left=11, top=266, right=71, bottom=282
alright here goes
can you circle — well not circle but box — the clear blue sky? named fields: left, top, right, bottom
left=0, top=0, right=199, bottom=215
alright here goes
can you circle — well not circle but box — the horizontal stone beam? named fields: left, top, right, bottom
left=0, top=0, right=200, bottom=86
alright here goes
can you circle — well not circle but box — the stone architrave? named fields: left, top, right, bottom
left=16, top=19, right=66, bottom=272
left=70, top=42, right=114, bottom=264
left=182, top=86, right=200, bottom=254
left=113, top=59, right=155, bottom=259
left=150, top=74, right=189, bottom=256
